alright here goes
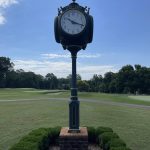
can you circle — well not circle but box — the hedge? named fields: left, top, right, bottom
left=9, top=127, right=61, bottom=150
left=87, top=126, right=96, bottom=143
left=87, top=126, right=113, bottom=144
left=9, top=126, right=132, bottom=150
left=99, top=132, right=119, bottom=148
left=105, top=138, right=126, bottom=150
left=110, top=147, right=132, bottom=150
left=87, top=126, right=131, bottom=150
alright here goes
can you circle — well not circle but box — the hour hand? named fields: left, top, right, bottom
left=66, top=18, right=84, bottom=27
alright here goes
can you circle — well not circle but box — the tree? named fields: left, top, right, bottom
left=134, top=65, right=150, bottom=94
left=1, top=57, right=150, bottom=94
left=67, top=74, right=82, bottom=81
left=45, top=73, right=58, bottom=89
left=6, top=71, right=19, bottom=88
left=0, top=57, right=14, bottom=87
left=103, top=72, right=115, bottom=93
left=78, top=80, right=90, bottom=92
left=117, top=65, right=135, bottom=93
left=58, top=78, right=70, bottom=90
left=89, top=74, right=103, bottom=92
left=66, top=74, right=82, bottom=88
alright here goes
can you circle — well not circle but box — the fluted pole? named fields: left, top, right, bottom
left=69, top=50, right=80, bottom=132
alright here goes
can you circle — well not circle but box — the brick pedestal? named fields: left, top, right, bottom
left=59, top=127, right=88, bottom=150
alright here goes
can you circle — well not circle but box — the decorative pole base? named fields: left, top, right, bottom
left=59, top=127, right=88, bottom=150
left=69, top=99, right=80, bottom=132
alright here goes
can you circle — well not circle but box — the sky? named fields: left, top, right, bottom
left=0, top=0, right=150, bottom=79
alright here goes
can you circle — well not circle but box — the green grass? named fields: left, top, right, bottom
left=129, top=95, right=150, bottom=102
left=0, top=88, right=150, bottom=150
left=78, top=92, right=150, bottom=106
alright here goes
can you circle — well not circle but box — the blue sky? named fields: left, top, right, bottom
left=0, top=0, right=150, bottom=79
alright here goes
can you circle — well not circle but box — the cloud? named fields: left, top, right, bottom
left=41, top=53, right=101, bottom=59
left=0, top=0, right=18, bottom=8
left=13, top=59, right=118, bottom=80
left=42, top=53, right=70, bottom=59
left=0, top=0, right=18, bottom=25
left=78, top=64, right=118, bottom=79
left=14, top=59, right=72, bottom=78
left=0, top=13, right=6, bottom=24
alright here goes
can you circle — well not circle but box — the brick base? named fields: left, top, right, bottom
left=59, top=127, right=88, bottom=150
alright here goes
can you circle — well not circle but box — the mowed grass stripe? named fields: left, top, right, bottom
left=0, top=88, right=150, bottom=106
left=1, top=97, right=150, bottom=110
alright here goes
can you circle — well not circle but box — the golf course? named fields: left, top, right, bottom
left=0, top=88, right=150, bottom=150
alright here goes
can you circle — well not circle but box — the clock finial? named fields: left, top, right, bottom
left=72, top=0, right=76, bottom=3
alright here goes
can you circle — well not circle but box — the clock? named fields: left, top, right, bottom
left=60, top=9, right=86, bottom=35
left=54, top=1, right=93, bottom=50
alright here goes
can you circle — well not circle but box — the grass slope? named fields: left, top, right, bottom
left=0, top=89, right=150, bottom=150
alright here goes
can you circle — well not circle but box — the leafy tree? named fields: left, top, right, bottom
left=103, top=72, right=116, bottom=93
left=134, top=65, right=150, bottom=94
left=117, top=65, right=135, bottom=93
left=78, top=80, right=90, bottom=92
left=58, top=78, right=70, bottom=90
left=0, top=57, right=14, bottom=87
left=66, top=74, right=82, bottom=88
left=89, top=74, right=103, bottom=92
left=1, top=57, right=150, bottom=94
left=67, top=74, right=82, bottom=81
left=45, top=73, right=58, bottom=89
left=6, top=71, right=19, bottom=88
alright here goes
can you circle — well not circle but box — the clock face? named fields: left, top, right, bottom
left=61, top=10, right=86, bottom=35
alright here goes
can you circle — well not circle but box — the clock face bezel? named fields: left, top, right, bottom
left=60, top=9, right=87, bottom=36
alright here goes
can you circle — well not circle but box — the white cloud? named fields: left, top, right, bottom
left=13, top=59, right=118, bottom=80
left=41, top=53, right=101, bottom=59
left=42, top=53, right=70, bottom=59
left=79, top=53, right=101, bottom=58
left=0, top=0, right=18, bottom=8
left=0, top=0, right=18, bottom=25
left=0, top=13, right=6, bottom=24
left=78, top=65, right=117, bottom=79
left=13, top=59, right=72, bottom=77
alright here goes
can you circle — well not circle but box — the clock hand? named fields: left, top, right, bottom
left=73, top=21, right=84, bottom=27
left=66, top=18, right=84, bottom=27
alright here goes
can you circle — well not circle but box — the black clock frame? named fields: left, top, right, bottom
left=54, top=2, right=93, bottom=51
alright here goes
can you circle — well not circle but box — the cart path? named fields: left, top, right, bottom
left=0, top=97, right=150, bottom=110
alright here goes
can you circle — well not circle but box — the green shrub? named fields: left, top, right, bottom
left=10, top=141, right=38, bottom=150
left=96, top=127, right=113, bottom=143
left=30, top=128, right=51, bottom=150
left=49, top=126, right=61, bottom=145
left=87, top=126, right=96, bottom=143
left=96, top=127, right=113, bottom=135
left=99, top=132, right=119, bottom=148
left=110, top=147, right=132, bottom=150
left=9, top=127, right=61, bottom=150
left=9, top=126, right=132, bottom=150
left=105, top=138, right=126, bottom=150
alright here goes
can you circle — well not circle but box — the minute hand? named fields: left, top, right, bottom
left=67, top=18, right=84, bottom=27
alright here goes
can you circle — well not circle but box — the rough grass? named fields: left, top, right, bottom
left=0, top=89, right=150, bottom=150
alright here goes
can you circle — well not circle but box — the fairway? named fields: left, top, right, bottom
left=129, top=95, right=150, bottom=102
left=0, top=89, right=150, bottom=150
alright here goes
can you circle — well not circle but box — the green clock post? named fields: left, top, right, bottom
left=69, top=50, right=80, bottom=131
left=54, top=0, right=93, bottom=149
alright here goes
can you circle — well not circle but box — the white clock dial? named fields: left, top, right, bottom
left=61, top=10, right=86, bottom=35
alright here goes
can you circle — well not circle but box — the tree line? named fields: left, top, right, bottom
left=0, top=57, right=150, bottom=94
